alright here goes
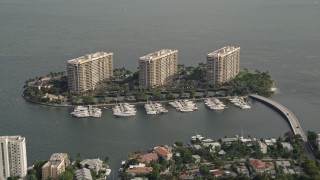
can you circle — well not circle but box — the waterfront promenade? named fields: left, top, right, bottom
left=249, top=94, right=315, bottom=159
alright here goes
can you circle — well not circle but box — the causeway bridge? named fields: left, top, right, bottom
left=249, top=94, right=315, bottom=159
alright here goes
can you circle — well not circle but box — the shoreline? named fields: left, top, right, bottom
left=22, top=92, right=244, bottom=108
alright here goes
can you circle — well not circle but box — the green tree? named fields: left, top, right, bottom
left=82, top=96, right=94, bottom=105
left=307, top=131, right=318, bottom=149
left=153, top=91, right=163, bottom=101
left=304, top=160, right=320, bottom=177
left=59, top=171, right=74, bottom=180
left=32, top=160, right=47, bottom=180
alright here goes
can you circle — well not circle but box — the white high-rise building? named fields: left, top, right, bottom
left=139, top=49, right=178, bottom=88
left=67, top=52, right=113, bottom=94
left=207, top=46, right=240, bottom=85
left=0, top=136, right=27, bottom=179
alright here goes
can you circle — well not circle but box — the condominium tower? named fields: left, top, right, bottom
left=67, top=52, right=113, bottom=94
left=139, top=49, right=178, bottom=88
left=0, top=136, right=27, bottom=179
left=207, top=46, right=240, bottom=85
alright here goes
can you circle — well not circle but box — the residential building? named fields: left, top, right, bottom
left=139, top=49, right=178, bottom=88
left=75, top=168, right=92, bottom=180
left=41, top=153, right=70, bottom=180
left=250, top=159, right=274, bottom=173
left=207, top=46, right=240, bottom=85
left=80, top=159, right=103, bottom=173
left=139, top=153, right=159, bottom=163
left=276, top=161, right=295, bottom=174
left=0, top=136, right=27, bottom=179
left=281, top=142, right=293, bottom=151
left=67, top=52, right=113, bottom=94
left=210, top=170, right=225, bottom=178
left=126, top=167, right=153, bottom=176
left=154, top=146, right=173, bottom=160
left=257, top=140, right=268, bottom=154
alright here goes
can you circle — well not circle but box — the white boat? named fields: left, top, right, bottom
left=71, top=106, right=102, bottom=118
left=113, top=103, right=136, bottom=117
left=178, top=107, right=193, bottom=112
left=105, top=169, right=111, bottom=176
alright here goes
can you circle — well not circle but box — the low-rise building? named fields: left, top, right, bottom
left=202, top=142, right=221, bottom=152
left=257, top=140, right=268, bottom=154
left=265, top=139, right=277, bottom=146
left=154, top=146, right=173, bottom=160
left=221, top=137, right=238, bottom=145
left=139, top=153, right=159, bottom=163
left=192, top=155, right=201, bottom=163
left=281, top=142, right=293, bottom=151
left=276, top=161, right=295, bottom=174
left=236, top=164, right=249, bottom=177
left=210, top=170, right=225, bottom=177
left=42, top=153, right=70, bottom=180
left=75, top=168, right=92, bottom=180
left=250, top=159, right=274, bottom=173
left=126, top=167, right=153, bottom=176
left=80, top=159, right=103, bottom=173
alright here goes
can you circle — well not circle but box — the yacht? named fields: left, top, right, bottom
left=229, top=97, right=251, bottom=109
left=113, top=103, right=136, bottom=117
left=145, top=101, right=168, bottom=115
left=71, top=106, right=102, bottom=118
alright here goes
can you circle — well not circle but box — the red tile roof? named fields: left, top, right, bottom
left=126, top=167, right=153, bottom=174
left=140, top=153, right=158, bottom=163
left=211, top=170, right=225, bottom=176
left=154, top=147, right=171, bottom=157
left=250, top=159, right=266, bottom=170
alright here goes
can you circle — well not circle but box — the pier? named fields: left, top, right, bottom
left=249, top=94, right=315, bottom=159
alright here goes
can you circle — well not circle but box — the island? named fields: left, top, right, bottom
left=22, top=65, right=274, bottom=107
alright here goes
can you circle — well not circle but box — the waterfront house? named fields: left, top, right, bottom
left=80, top=159, right=103, bottom=173
left=139, top=153, right=159, bottom=163
left=265, top=139, right=277, bottom=146
left=126, top=167, right=153, bottom=176
left=202, top=142, right=221, bottom=152
left=154, top=146, right=173, bottom=160
left=221, top=137, right=238, bottom=145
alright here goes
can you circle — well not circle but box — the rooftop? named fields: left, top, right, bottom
left=68, top=52, right=113, bottom=64
left=50, top=153, right=68, bottom=161
left=75, top=168, right=92, bottom=180
left=0, top=135, right=25, bottom=142
left=140, top=49, right=178, bottom=61
left=154, top=146, right=171, bottom=157
left=207, top=46, right=240, bottom=57
left=126, top=167, right=153, bottom=174
left=140, top=153, right=158, bottom=163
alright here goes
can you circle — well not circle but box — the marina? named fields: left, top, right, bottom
left=169, top=100, right=198, bottom=112
left=144, top=102, right=168, bottom=115
left=71, top=106, right=102, bottom=118
left=72, top=97, right=252, bottom=117
left=112, top=103, right=137, bottom=117
left=229, top=97, right=251, bottom=109
left=204, top=98, right=227, bottom=110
